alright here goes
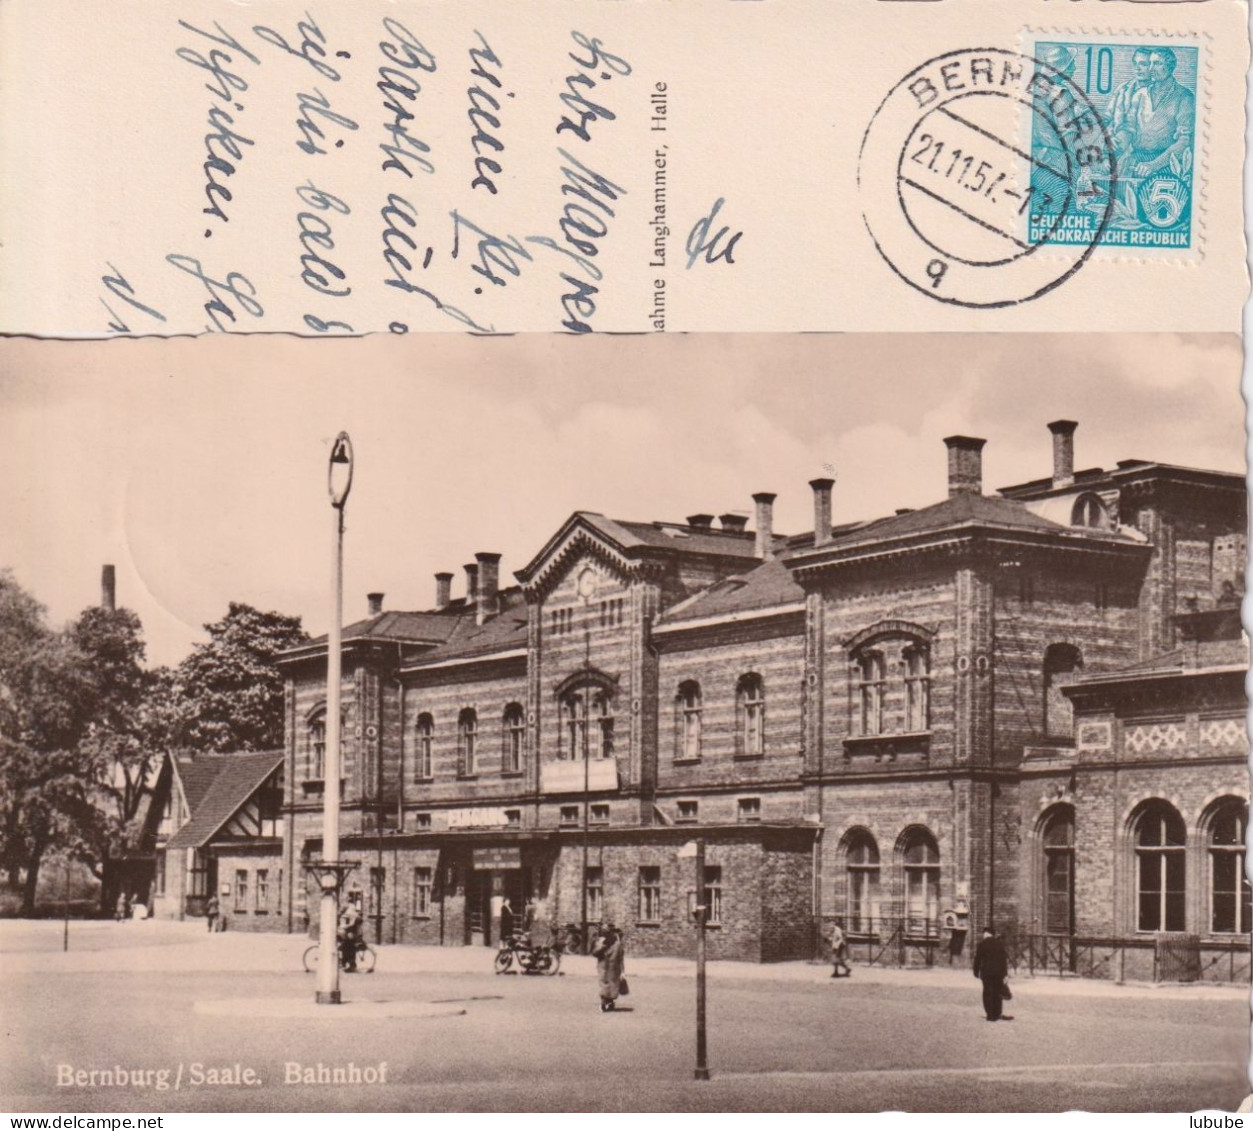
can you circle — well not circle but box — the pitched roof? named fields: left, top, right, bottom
left=299, top=610, right=463, bottom=652
left=402, top=593, right=531, bottom=669
left=791, top=490, right=1137, bottom=564
left=516, top=511, right=763, bottom=584
left=165, top=751, right=283, bottom=851
left=658, top=558, right=804, bottom=625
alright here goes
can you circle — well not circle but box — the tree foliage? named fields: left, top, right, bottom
left=162, top=603, right=308, bottom=753
left=0, top=579, right=307, bottom=914
left=0, top=572, right=99, bottom=911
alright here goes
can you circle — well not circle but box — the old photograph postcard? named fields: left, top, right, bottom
left=0, top=0, right=1247, bottom=335
left=0, top=331, right=1248, bottom=1113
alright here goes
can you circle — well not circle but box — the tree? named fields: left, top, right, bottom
left=164, top=603, right=308, bottom=752
left=68, top=605, right=152, bottom=872
left=0, top=572, right=98, bottom=913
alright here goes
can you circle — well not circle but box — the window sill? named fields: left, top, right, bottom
left=843, top=733, right=930, bottom=760
left=500, top=770, right=525, bottom=778
left=413, top=776, right=434, bottom=785
left=673, top=757, right=702, bottom=766
left=457, top=774, right=479, bottom=782
left=634, top=920, right=662, bottom=928
left=254, top=910, right=269, bottom=916
left=411, top=914, right=433, bottom=921
left=733, top=752, right=765, bottom=761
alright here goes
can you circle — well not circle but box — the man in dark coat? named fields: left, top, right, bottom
left=973, top=927, right=1011, bottom=1021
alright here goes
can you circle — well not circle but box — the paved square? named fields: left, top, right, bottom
left=2, top=922, right=1247, bottom=1112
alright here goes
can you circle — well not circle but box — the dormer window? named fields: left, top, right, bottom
left=1071, top=493, right=1109, bottom=529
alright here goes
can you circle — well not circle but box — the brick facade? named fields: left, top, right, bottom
left=244, top=426, right=1248, bottom=972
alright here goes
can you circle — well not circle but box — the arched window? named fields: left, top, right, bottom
left=1133, top=800, right=1186, bottom=932
left=558, top=684, right=616, bottom=760
left=308, top=711, right=326, bottom=778
left=458, top=708, right=478, bottom=776
left=857, top=653, right=885, bottom=736
left=1043, top=644, right=1083, bottom=740
left=675, top=681, right=702, bottom=761
left=1206, top=798, right=1250, bottom=935
left=1072, top=493, right=1109, bottom=529
left=736, top=674, right=765, bottom=757
left=502, top=704, right=525, bottom=774
left=844, top=831, right=881, bottom=935
left=900, top=828, right=940, bottom=932
left=848, top=630, right=932, bottom=738
left=1040, top=806, right=1075, bottom=935
left=414, top=713, right=434, bottom=780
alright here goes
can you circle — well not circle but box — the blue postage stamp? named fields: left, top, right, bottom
left=1029, top=37, right=1200, bottom=251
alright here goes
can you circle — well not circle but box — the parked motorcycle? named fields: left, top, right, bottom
left=494, top=930, right=561, bottom=975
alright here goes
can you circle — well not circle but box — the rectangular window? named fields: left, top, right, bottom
left=638, top=866, right=662, bottom=922
left=369, top=867, right=386, bottom=920
left=590, top=803, right=610, bottom=824
left=255, top=869, right=269, bottom=912
left=560, top=805, right=580, bottom=827
left=505, top=808, right=521, bottom=827
left=154, top=851, right=167, bottom=896
left=413, top=867, right=433, bottom=917
left=189, top=853, right=210, bottom=898
left=586, top=866, right=604, bottom=923
left=676, top=800, right=698, bottom=824
left=414, top=812, right=432, bottom=829
left=234, top=870, right=248, bottom=912
left=703, top=865, right=723, bottom=925
left=737, top=797, right=761, bottom=823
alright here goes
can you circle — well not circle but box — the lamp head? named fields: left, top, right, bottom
left=328, top=432, right=354, bottom=508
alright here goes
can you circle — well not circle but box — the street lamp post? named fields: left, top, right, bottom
left=314, top=432, right=355, bottom=1005
left=579, top=586, right=592, bottom=950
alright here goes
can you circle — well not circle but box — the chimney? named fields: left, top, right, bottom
left=753, top=492, right=777, bottom=559
left=943, top=435, right=986, bottom=497
left=435, top=572, right=454, bottom=610
left=367, top=592, right=384, bottom=616
left=810, top=478, right=835, bottom=547
left=475, top=552, right=501, bottom=624
left=687, top=513, right=714, bottom=529
left=463, top=562, right=479, bottom=606
left=101, top=564, right=116, bottom=612
left=1048, top=420, right=1077, bottom=489
left=719, top=512, right=749, bottom=533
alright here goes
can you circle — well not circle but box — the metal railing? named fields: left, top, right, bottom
left=820, top=918, right=1251, bottom=983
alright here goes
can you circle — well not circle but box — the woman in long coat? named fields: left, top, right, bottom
left=591, top=922, right=625, bottom=1012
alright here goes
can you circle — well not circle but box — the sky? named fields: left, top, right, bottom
left=0, top=332, right=1245, bottom=668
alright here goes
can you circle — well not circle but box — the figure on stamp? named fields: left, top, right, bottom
left=1120, top=49, right=1194, bottom=178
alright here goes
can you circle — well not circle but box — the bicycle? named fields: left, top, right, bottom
left=303, top=937, right=376, bottom=974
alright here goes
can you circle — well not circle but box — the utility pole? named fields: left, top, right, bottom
left=694, top=837, right=709, bottom=1081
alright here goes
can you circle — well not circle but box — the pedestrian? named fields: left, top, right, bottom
left=591, top=921, right=626, bottom=1013
left=338, top=899, right=363, bottom=972
left=115, top=892, right=128, bottom=923
left=973, top=926, right=1012, bottom=1022
left=500, top=896, right=517, bottom=941
left=828, top=920, right=851, bottom=978
left=205, top=894, right=220, bottom=933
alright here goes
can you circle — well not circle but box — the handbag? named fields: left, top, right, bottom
left=618, top=975, right=630, bottom=996
left=1000, top=980, right=1012, bottom=1001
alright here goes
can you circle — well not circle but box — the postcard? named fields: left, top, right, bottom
left=0, top=0, right=1249, bottom=1120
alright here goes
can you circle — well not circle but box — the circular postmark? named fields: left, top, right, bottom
left=858, top=48, right=1115, bottom=307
